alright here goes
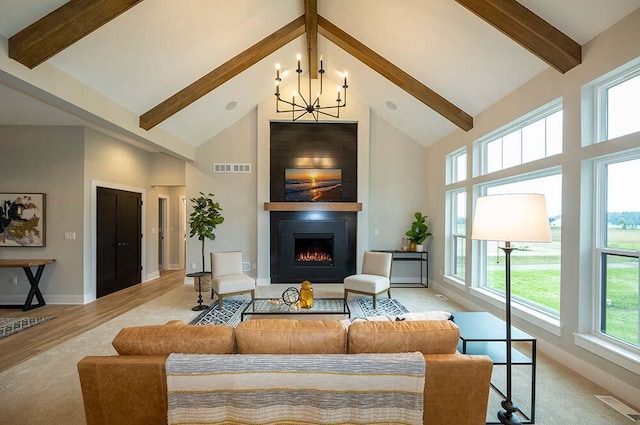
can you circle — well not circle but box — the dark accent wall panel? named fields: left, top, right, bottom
left=270, top=122, right=357, bottom=202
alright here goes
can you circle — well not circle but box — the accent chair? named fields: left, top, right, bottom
left=210, top=251, right=255, bottom=309
left=343, top=251, right=393, bottom=309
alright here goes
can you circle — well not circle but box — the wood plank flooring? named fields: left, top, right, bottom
left=0, top=269, right=185, bottom=373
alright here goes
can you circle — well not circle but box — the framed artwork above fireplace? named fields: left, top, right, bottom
left=285, top=168, right=342, bottom=202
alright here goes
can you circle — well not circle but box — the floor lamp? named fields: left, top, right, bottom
left=471, top=193, right=551, bottom=425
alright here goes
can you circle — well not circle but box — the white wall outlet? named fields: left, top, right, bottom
left=252, top=263, right=256, bottom=270
left=191, top=263, right=197, bottom=270
left=64, top=232, right=76, bottom=240
left=11, top=276, right=18, bottom=285
left=242, top=262, right=250, bottom=272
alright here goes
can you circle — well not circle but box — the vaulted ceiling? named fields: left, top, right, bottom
left=0, top=0, right=638, bottom=155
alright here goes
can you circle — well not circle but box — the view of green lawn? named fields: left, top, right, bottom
left=484, top=227, right=639, bottom=346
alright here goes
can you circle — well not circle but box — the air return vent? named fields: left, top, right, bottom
left=213, top=163, right=251, bottom=173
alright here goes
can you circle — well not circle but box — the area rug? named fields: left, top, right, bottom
left=0, top=316, right=54, bottom=339
left=189, top=298, right=409, bottom=327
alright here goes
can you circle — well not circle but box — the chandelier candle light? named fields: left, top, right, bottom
left=471, top=193, right=551, bottom=425
left=275, top=52, right=348, bottom=121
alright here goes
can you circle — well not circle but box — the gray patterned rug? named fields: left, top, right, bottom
left=189, top=298, right=409, bottom=327
left=0, top=316, right=54, bottom=339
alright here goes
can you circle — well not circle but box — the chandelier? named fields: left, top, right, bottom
left=274, top=50, right=348, bottom=121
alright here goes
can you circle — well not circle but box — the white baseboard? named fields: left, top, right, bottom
left=144, top=271, right=160, bottom=282
left=166, top=264, right=182, bottom=270
left=430, top=280, right=640, bottom=410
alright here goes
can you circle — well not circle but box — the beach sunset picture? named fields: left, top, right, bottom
left=285, top=168, right=342, bottom=201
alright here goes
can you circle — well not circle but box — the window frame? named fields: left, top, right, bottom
left=446, top=147, right=467, bottom=184
left=446, top=188, right=467, bottom=283
left=473, top=167, right=563, bottom=319
left=592, top=150, right=640, bottom=354
left=475, top=99, right=563, bottom=177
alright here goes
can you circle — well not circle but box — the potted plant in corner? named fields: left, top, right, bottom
left=189, top=192, right=224, bottom=272
left=405, top=211, right=432, bottom=252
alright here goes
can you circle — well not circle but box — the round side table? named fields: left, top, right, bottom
left=187, top=271, right=210, bottom=311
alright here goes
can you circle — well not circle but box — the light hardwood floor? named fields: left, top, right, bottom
left=0, top=269, right=185, bottom=373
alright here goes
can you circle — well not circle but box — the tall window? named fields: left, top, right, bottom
left=446, top=148, right=467, bottom=184
left=595, top=154, right=640, bottom=349
left=477, top=171, right=562, bottom=316
left=478, top=101, right=562, bottom=176
left=448, top=189, right=467, bottom=280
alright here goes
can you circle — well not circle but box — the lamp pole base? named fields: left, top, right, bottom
left=498, top=400, right=522, bottom=425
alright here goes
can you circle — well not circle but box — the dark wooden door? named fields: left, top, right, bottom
left=97, top=187, right=142, bottom=298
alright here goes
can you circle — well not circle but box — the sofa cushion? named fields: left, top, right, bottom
left=347, top=320, right=460, bottom=354
left=235, top=319, right=347, bottom=354
left=112, top=324, right=236, bottom=355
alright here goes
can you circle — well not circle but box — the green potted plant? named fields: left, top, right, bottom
left=189, top=192, right=224, bottom=272
left=405, top=211, right=432, bottom=252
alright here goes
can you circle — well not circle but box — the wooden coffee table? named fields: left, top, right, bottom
left=241, top=298, right=350, bottom=321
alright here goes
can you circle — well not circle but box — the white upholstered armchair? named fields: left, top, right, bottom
left=343, top=251, right=393, bottom=309
left=210, top=251, right=255, bottom=309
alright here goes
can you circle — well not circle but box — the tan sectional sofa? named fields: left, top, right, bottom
left=77, top=319, right=493, bottom=425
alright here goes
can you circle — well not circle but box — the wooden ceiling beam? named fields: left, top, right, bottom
left=454, top=0, right=581, bottom=73
left=140, top=16, right=305, bottom=131
left=305, top=0, right=319, bottom=78
left=318, top=15, right=473, bottom=131
left=9, top=0, right=143, bottom=69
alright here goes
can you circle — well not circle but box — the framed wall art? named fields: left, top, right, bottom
left=0, top=193, right=46, bottom=247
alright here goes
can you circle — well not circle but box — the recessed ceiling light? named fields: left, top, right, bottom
left=225, top=101, right=238, bottom=111
left=385, top=100, right=397, bottom=111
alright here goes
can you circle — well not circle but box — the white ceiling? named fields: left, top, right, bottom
left=0, top=0, right=639, bottom=152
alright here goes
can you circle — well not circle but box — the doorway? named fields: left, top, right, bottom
left=96, top=187, right=142, bottom=298
left=158, top=196, right=168, bottom=271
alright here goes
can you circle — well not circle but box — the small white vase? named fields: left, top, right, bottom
left=415, top=244, right=424, bottom=252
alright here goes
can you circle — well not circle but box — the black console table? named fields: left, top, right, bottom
left=372, top=250, right=428, bottom=288
left=453, top=311, right=537, bottom=424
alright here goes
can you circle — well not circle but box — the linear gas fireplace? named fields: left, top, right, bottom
left=295, top=234, right=334, bottom=264
left=270, top=211, right=356, bottom=283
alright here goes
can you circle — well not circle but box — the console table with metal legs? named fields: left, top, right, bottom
left=0, top=259, right=56, bottom=311
left=373, top=250, right=429, bottom=287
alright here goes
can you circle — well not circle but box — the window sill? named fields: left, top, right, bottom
left=574, top=333, right=640, bottom=375
left=443, top=274, right=466, bottom=288
left=469, top=287, right=562, bottom=336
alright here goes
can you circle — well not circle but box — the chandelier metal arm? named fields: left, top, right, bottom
left=274, top=48, right=348, bottom=122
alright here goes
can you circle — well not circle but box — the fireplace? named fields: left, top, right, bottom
left=270, top=211, right=356, bottom=283
left=295, top=234, right=334, bottom=264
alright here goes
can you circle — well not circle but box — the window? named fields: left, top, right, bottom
left=476, top=171, right=562, bottom=316
left=478, top=101, right=562, bottom=176
left=595, top=154, right=640, bottom=349
left=447, top=189, right=467, bottom=280
left=446, top=148, right=467, bottom=184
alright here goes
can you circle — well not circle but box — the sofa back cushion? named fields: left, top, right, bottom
left=235, top=319, right=347, bottom=354
left=347, top=320, right=460, bottom=354
left=112, top=324, right=236, bottom=355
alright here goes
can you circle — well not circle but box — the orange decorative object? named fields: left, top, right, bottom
left=299, top=280, right=314, bottom=308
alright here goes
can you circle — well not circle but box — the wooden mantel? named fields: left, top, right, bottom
left=264, top=202, right=362, bottom=212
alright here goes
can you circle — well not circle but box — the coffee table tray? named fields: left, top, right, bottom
left=241, top=298, right=350, bottom=321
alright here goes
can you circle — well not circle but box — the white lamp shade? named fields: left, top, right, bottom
left=471, top=193, right=552, bottom=243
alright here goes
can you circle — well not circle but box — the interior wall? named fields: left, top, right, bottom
left=83, top=128, right=158, bottom=299
left=186, top=110, right=258, bottom=274
left=369, top=113, right=429, bottom=280
left=0, top=126, right=85, bottom=304
left=425, top=9, right=640, bottom=403
left=154, top=185, right=186, bottom=269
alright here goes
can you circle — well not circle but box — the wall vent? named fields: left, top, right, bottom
left=595, top=395, right=640, bottom=422
left=213, top=163, right=251, bottom=173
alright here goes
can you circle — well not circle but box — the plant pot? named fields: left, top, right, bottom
left=409, top=241, right=416, bottom=252
left=415, top=244, right=424, bottom=252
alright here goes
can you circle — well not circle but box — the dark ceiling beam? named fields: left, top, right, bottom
left=305, top=0, right=318, bottom=78
left=9, top=0, right=143, bottom=69
left=140, top=16, right=305, bottom=131
left=454, top=0, right=581, bottom=73
left=318, top=15, right=473, bottom=131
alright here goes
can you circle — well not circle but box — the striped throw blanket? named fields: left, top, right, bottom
left=166, top=352, right=425, bottom=425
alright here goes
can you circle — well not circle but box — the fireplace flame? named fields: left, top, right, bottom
left=296, top=251, right=333, bottom=262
